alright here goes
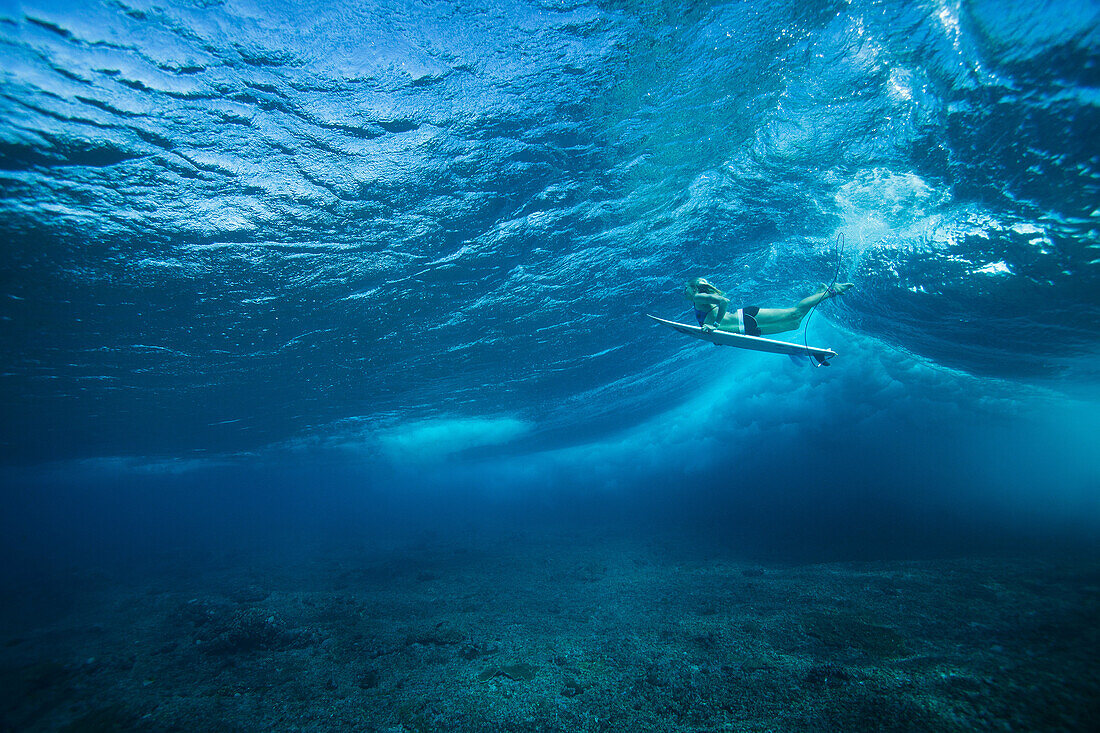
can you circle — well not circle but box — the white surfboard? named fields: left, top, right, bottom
left=647, top=314, right=837, bottom=365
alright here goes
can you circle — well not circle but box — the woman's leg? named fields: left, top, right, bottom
left=753, top=283, right=852, bottom=335
left=793, top=282, right=852, bottom=313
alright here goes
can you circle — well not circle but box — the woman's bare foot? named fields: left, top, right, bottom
left=819, top=282, right=853, bottom=298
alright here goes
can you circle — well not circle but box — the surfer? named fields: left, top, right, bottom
left=684, top=277, right=852, bottom=336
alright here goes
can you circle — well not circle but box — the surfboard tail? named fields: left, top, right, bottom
left=791, top=353, right=833, bottom=367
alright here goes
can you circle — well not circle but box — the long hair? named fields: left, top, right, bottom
left=685, top=277, right=723, bottom=297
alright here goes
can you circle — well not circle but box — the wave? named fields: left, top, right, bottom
left=0, top=0, right=1097, bottom=464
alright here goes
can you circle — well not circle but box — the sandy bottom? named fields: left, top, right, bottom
left=2, top=530, right=1098, bottom=732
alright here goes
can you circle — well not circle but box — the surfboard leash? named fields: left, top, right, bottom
left=802, top=232, right=845, bottom=367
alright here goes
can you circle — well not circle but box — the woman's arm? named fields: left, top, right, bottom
left=693, top=293, right=728, bottom=329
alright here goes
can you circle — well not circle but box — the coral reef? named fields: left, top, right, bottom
left=1, top=532, right=1097, bottom=731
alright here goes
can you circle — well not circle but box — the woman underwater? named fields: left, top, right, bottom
left=684, top=277, right=853, bottom=336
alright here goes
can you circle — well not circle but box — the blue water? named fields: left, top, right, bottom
left=0, top=1, right=1098, bottom=727
left=3, top=0, right=1097, bottom=539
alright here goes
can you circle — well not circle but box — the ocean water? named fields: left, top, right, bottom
left=1, top=0, right=1098, bottom=730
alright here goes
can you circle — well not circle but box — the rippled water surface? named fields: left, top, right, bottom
left=1, top=0, right=1098, bottom=465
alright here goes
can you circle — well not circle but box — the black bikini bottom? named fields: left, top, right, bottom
left=742, top=306, right=761, bottom=336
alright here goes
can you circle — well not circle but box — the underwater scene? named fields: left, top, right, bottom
left=1, top=0, right=1098, bottom=730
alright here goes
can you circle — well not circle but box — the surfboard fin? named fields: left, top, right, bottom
left=788, top=354, right=804, bottom=366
